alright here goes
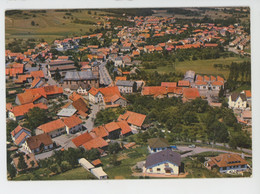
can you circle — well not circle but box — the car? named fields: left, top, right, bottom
left=188, top=144, right=196, bottom=148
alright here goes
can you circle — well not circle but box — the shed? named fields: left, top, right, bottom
left=78, top=158, right=94, bottom=171
left=91, top=167, right=108, bottom=180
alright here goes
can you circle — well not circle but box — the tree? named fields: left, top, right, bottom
left=60, top=161, right=71, bottom=172
left=25, top=107, right=49, bottom=130
left=54, top=68, right=61, bottom=81
left=88, top=10, right=91, bottom=14
left=7, top=164, right=17, bottom=179
left=108, top=142, right=121, bottom=154
left=87, top=149, right=100, bottom=161
left=17, top=155, right=28, bottom=170
left=31, top=21, right=35, bottom=26
left=30, top=160, right=35, bottom=168
left=6, top=120, right=18, bottom=142
left=218, top=86, right=224, bottom=98
left=49, top=163, right=60, bottom=174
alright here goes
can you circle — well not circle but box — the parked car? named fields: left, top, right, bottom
left=188, top=144, right=196, bottom=148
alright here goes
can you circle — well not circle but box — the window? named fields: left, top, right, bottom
left=223, top=167, right=227, bottom=170
left=157, top=168, right=161, bottom=171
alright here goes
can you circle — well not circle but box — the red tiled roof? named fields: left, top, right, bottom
left=118, top=111, right=146, bottom=127
left=115, top=76, right=127, bottom=81
left=195, top=80, right=207, bottom=85
left=182, top=88, right=200, bottom=100
left=88, top=87, right=100, bottom=96
left=72, top=132, right=94, bottom=147
left=38, top=119, right=65, bottom=133
left=92, top=125, right=109, bottom=138
left=12, top=103, right=47, bottom=117
left=26, top=133, right=53, bottom=150
left=62, top=115, right=82, bottom=129
left=161, top=82, right=177, bottom=87
left=142, top=86, right=167, bottom=97
left=217, top=76, right=224, bottom=82
left=212, top=81, right=224, bottom=86
left=30, top=70, right=45, bottom=78
left=178, top=80, right=190, bottom=87
left=83, top=137, right=108, bottom=150
left=117, top=121, right=132, bottom=135
left=244, top=90, right=251, bottom=98
left=91, top=159, right=102, bottom=166
left=104, top=122, right=120, bottom=133
left=69, top=92, right=84, bottom=102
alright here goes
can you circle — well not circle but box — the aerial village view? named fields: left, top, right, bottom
left=5, top=7, right=252, bottom=180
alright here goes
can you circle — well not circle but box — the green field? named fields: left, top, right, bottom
left=144, top=56, right=248, bottom=79
left=5, top=9, right=115, bottom=44
left=13, top=166, right=96, bottom=180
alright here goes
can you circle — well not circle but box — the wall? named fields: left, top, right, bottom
left=143, top=161, right=179, bottom=175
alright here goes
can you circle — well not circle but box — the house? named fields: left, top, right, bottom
left=88, top=87, right=103, bottom=104
left=23, top=133, right=54, bottom=154
left=242, top=90, right=251, bottom=107
left=62, top=115, right=83, bottom=134
left=48, top=60, right=76, bottom=77
left=91, top=167, right=108, bottom=179
left=161, top=82, right=177, bottom=88
left=8, top=103, right=48, bottom=121
left=12, top=153, right=38, bottom=173
left=118, top=111, right=146, bottom=132
left=72, top=132, right=94, bottom=147
left=11, top=125, right=31, bottom=147
left=16, top=85, right=63, bottom=105
left=195, top=80, right=208, bottom=90
left=82, top=137, right=109, bottom=151
left=228, top=92, right=247, bottom=109
left=147, top=138, right=171, bottom=153
left=143, top=149, right=181, bottom=175
left=114, top=57, right=123, bottom=67
left=178, top=80, right=190, bottom=88
left=116, top=80, right=136, bottom=94
left=99, top=86, right=127, bottom=107
left=182, top=88, right=200, bottom=102
left=205, top=153, right=249, bottom=173
left=36, top=119, right=66, bottom=138
left=91, top=159, right=102, bottom=167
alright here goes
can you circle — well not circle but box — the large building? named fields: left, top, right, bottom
left=63, top=70, right=99, bottom=90
left=48, top=60, right=76, bottom=77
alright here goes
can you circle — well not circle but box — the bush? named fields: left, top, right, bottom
left=60, top=161, right=72, bottom=172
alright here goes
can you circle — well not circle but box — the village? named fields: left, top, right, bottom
left=5, top=8, right=252, bottom=180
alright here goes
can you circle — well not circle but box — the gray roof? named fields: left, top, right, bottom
left=57, top=108, right=77, bottom=117
left=184, top=70, right=195, bottom=79
left=145, top=149, right=181, bottom=168
left=116, top=80, right=135, bottom=87
left=64, top=71, right=98, bottom=81
left=49, top=60, right=74, bottom=66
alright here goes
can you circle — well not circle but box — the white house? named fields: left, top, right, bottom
left=11, top=125, right=31, bottom=147
left=88, top=87, right=103, bottom=104
left=115, top=80, right=136, bottom=94
left=228, top=92, right=247, bottom=109
left=143, top=149, right=181, bottom=175
left=78, top=158, right=94, bottom=171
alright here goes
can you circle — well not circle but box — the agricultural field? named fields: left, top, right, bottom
left=144, top=56, right=248, bottom=79
left=5, top=9, right=115, bottom=44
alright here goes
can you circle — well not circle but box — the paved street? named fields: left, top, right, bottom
left=40, top=63, right=58, bottom=85
left=177, top=146, right=252, bottom=158
left=84, top=103, right=101, bottom=132
left=99, top=62, right=112, bottom=86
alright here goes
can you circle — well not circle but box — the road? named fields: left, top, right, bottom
left=83, top=103, right=101, bottom=132
left=177, top=146, right=252, bottom=158
left=40, top=62, right=58, bottom=85
left=99, top=62, right=112, bottom=86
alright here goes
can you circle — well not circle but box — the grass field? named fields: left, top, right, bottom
left=13, top=166, right=96, bottom=180
left=144, top=56, right=248, bottom=79
left=5, top=9, right=115, bottom=44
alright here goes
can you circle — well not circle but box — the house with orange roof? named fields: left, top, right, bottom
left=11, top=125, right=31, bottom=146
left=182, top=88, right=200, bottom=102
left=195, top=80, right=208, bottom=90
left=62, top=115, right=83, bottom=134
left=8, top=103, right=48, bottom=121
left=205, top=153, right=249, bottom=173
left=242, top=90, right=251, bottom=107
left=88, top=87, right=103, bottom=104
left=82, top=137, right=108, bottom=151
left=161, top=82, right=177, bottom=88
left=37, top=119, right=66, bottom=138
left=118, top=111, right=146, bottom=132
left=142, top=86, right=168, bottom=98
left=72, top=132, right=94, bottom=147
left=178, top=80, right=190, bottom=88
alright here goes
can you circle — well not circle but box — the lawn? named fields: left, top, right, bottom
left=5, top=9, right=115, bottom=44
left=101, top=146, right=149, bottom=179
left=144, top=56, right=248, bottom=79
